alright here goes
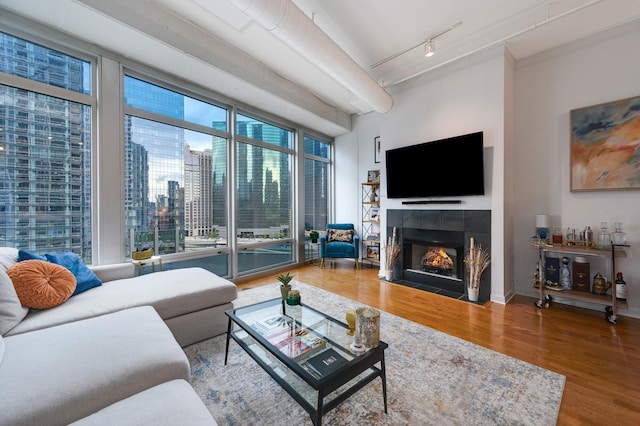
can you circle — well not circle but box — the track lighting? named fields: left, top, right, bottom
left=371, top=21, right=462, bottom=68
left=424, top=40, right=435, bottom=57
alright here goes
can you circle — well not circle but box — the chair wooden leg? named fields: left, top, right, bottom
left=320, top=258, right=325, bottom=268
left=354, top=259, right=359, bottom=269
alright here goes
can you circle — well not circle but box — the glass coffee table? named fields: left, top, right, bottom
left=225, top=298, right=388, bottom=426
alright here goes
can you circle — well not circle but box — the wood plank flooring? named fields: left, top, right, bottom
left=236, top=263, right=640, bottom=425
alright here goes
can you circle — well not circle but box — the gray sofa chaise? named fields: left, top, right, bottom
left=0, top=247, right=237, bottom=425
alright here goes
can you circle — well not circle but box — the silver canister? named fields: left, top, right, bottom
left=356, top=307, right=380, bottom=348
left=584, top=226, right=593, bottom=247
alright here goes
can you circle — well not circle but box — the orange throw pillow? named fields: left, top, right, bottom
left=7, top=260, right=77, bottom=309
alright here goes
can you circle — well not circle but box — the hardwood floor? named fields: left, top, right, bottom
left=236, top=263, right=640, bottom=425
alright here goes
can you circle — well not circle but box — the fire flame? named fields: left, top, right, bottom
left=422, top=247, right=454, bottom=269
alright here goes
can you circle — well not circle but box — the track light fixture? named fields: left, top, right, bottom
left=371, top=21, right=462, bottom=68
left=424, top=40, right=435, bottom=57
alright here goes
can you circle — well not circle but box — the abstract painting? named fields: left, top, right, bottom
left=570, top=95, right=640, bottom=191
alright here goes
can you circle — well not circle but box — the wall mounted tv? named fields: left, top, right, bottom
left=385, top=131, right=485, bottom=198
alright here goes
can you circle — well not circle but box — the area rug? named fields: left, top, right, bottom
left=185, top=282, right=565, bottom=425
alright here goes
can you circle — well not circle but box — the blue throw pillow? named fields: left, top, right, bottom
left=45, top=252, right=102, bottom=295
left=18, top=249, right=47, bottom=262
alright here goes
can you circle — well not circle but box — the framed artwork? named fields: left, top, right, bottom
left=367, top=170, right=380, bottom=183
left=570, top=95, right=640, bottom=191
left=374, top=136, right=381, bottom=163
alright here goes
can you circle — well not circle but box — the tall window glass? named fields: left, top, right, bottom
left=0, top=32, right=93, bottom=261
left=123, top=76, right=229, bottom=257
left=235, top=114, right=294, bottom=273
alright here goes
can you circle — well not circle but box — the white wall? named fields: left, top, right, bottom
left=340, top=19, right=640, bottom=317
left=337, top=44, right=511, bottom=302
left=514, top=19, right=640, bottom=317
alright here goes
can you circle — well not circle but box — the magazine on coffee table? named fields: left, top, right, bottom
left=263, top=326, right=326, bottom=360
left=304, top=347, right=348, bottom=377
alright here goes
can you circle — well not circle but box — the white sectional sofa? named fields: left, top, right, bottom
left=7, top=262, right=238, bottom=347
left=0, top=247, right=237, bottom=425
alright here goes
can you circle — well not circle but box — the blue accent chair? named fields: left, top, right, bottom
left=320, top=223, right=359, bottom=268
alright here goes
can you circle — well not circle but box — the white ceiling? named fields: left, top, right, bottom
left=1, top=0, right=639, bottom=137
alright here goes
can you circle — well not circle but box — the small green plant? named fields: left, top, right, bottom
left=277, top=272, right=294, bottom=300
left=276, top=272, right=294, bottom=286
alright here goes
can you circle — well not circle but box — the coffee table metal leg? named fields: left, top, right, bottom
left=224, top=318, right=233, bottom=365
left=314, top=390, right=324, bottom=426
left=381, top=353, right=388, bottom=413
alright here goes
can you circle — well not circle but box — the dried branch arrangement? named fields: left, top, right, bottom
left=465, top=237, right=491, bottom=290
left=385, top=226, right=401, bottom=267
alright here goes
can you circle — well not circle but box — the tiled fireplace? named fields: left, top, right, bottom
left=387, top=209, right=491, bottom=302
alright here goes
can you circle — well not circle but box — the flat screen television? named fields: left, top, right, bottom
left=385, top=131, right=485, bottom=198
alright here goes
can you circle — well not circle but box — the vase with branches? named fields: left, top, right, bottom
left=464, top=237, right=490, bottom=302
left=383, top=227, right=401, bottom=280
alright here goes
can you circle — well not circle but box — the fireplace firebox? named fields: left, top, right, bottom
left=402, top=229, right=465, bottom=294
left=387, top=209, right=491, bottom=302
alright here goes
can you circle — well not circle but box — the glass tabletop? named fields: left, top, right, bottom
left=227, top=298, right=375, bottom=383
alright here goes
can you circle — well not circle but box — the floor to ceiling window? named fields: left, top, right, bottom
left=0, top=31, right=94, bottom=261
left=1, top=23, right=333, bottom=278
left=123, top=76, right=229, bottom=264
left=235, top=113, right=294, bottom=274
left=303, top=135, right=330, bottom=263
left=304, top=135, right=330, bottom=231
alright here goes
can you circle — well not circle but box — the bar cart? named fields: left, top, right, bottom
left=534, top=242, right=629, bottom=324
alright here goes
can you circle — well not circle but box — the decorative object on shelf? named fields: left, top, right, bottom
left=572, top=256, right=590, bottom=292
left=598, top=222, right=611, bottom=249
left=612, top=222, right=626, bottom=244
left=560, top=257, right=572, bottom=289
left=616, top=272, right=627, bottom=300
left=309, top=230, right=319, bottom=243
left=356, top=307, right=380, bottom=349
left=384, top=226, right=401, bottom=281
left=592, top=273, right=611, bottom=295
left=465, top=237, right=490, bottom=302
left=535, top=214, right=551, bottom=243
left=345, top=309, right=356, bottom=336
left=374, top=136, right=381, bottom=163
left=369, top=185, right=378, bottom=202
left=552, top=228, right=563, bottom=245
left=367, top=169, right=380, bottom=183
left=571, top=95, right=640, bottom=192
left=545, top=257, right=560, bottom=288
left=584, top=226, right=593, bottom=247
left=566, top=227, right=576, bottom=246
left=277, top=272, right=294, bottom=300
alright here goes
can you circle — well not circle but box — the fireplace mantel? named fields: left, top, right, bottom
left=387, top=209, right=491, bottom=302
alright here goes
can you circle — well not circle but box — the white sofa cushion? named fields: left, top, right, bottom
left=6, top=267, right=237, bottom=336
left=69, top=379, right=217, bottom=425
left=0, top=247, right=18, bottom=272
left=0, top=268, right=29, bottom=335
left=0, top=306, right=190, bottom=426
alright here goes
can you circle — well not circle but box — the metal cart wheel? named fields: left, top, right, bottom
left=535, top=299, right=550, bottom=308
left=605, top=306, right=616, bottom=324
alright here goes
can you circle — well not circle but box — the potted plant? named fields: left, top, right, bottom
left=277, top=272, right=294, bottom=300
left=309, top=230, right=319, bottom=243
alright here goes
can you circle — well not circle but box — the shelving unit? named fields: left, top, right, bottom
left=361, top=181, right=380, bottom=267
left=533, top=242, right=629, bottom=324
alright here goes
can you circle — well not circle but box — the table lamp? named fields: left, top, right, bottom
left=535, top=214, right=551, bottom=243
